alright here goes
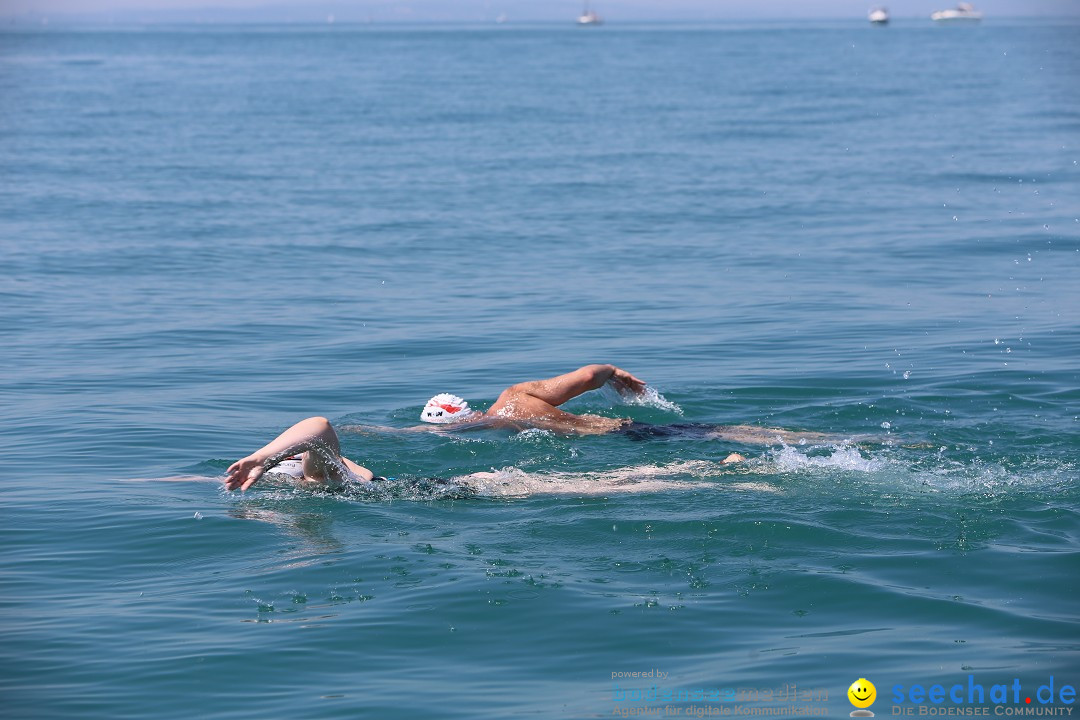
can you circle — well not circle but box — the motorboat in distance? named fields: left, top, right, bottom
left=931, top=3, right=983, bottom=21
left=868, top=7, right=889, bottom=24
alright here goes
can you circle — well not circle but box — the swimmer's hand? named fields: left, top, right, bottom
left=608, top=366, right=647, bottom=396
left=225, top=454, right=266, bottom=492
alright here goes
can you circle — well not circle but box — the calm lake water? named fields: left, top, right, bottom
left=1, top=18, right=1078, bottom=719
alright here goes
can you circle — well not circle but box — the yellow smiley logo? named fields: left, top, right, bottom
left=848, top=678, right=877, bottom=710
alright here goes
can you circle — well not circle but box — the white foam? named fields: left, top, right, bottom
left=770, top=443, right=886, bottom=473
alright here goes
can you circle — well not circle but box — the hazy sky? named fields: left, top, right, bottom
left=4, top=0, right=1078, bottom=22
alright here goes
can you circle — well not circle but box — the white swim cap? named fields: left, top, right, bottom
left=421, top=394, right=474, bottom=424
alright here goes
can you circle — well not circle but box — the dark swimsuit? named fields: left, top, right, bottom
left=618, top=422, right=728, bottom=441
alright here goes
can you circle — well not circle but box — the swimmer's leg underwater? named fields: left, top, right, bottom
left=619, top=422, right=831, bottom=445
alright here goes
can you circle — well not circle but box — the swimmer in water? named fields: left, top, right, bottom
left=225, top=416, right=376, bottom=492
left=224, top=363, right=844, bottom=491
left=415, top=364, right=652, bottom=435
left=406, top=363, right=825, bottom=448
left=223, top=413, right=747, bottom=492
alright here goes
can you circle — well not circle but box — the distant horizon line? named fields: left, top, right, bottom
left=5, top=14, right=1080, bottom=25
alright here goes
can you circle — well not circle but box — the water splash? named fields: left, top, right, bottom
left=601, top=383, right=683, bottom=414
left=770, top=443, right=886, bottom=473
left=511, top=428, right=558, bottom=443
left=762, top=443, right=1074, bottom=499
left=903, top=454, right=1075, bottom=497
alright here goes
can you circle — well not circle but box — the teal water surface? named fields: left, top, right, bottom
left=1, top=19, right=1078, bottom=719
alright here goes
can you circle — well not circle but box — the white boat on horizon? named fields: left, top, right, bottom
left=868, top=7, right=889, bottom=24
left=577, top=2, right=602, bottom=25
left=931, top=3, right=983, bottom=21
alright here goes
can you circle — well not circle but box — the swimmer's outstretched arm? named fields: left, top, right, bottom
left=225, top=416, right=373, bottom=491
left=508, top=364, right=647, bottom=407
